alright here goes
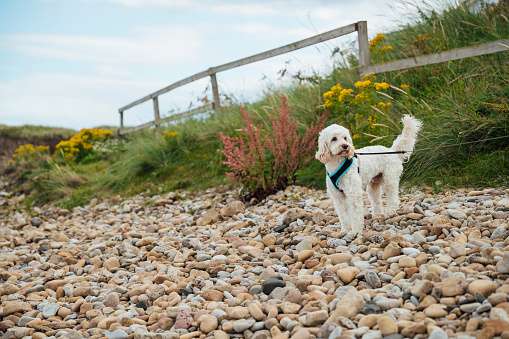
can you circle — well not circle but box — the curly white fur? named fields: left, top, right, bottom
left=316, top=115, right=422, bottom=238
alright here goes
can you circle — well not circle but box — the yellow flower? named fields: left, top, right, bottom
left=331, top=84, right=343, bottom=92
left=353, top=134, right=361, bottom=139
left=354, top=81, right=363, bottom=89
left=369, top=33, right=385, bottom=48
left=362, top=73, right=376, bottom=81
left=338, top=89, right=353, bottom=102
left=163, top=131, right=179, bottom=139
left=354, top=113, right=363, bottom=120
left=386, top=103, right=392, bottom=108
left=374, top=82, right=389, bottom=91
left=381, top=46, right=393, bottom=52
left=401, top=84, right=410, bottom=90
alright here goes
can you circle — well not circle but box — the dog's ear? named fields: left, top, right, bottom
left=315, top=133, right=331, bottom=164
left=346, top=133, right=355, bottom=159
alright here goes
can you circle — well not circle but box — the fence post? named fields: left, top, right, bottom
left=119, top=110, right=124, bottom=135
left=210, top=73, right=221, bottom=116
left=153, top=96, right=161, bottom=128
left=357, top=21, right=370, bottom=77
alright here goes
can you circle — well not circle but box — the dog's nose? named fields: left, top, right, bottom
left=342, top=144, right=348, bottom=150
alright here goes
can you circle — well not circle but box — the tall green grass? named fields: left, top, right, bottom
left=0, top=125, right=77, bottom=140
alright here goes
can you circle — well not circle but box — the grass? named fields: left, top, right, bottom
left=4, top=0, right=509, bottom=208
left=0, top=125, right=77, bottom=140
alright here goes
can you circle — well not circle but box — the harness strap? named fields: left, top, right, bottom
left=355, top=150, right=406, bottom=155
left=327, top=157, right=355, bottom=192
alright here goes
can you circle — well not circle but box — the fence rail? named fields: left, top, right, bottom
left=118, top=21, right=508, bottom=135
left=360, top=39, right=509, bottom=75
left=119, top=103, right=214, bottom=135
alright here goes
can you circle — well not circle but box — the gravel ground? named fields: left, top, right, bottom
left=0, top=181, right=509, bottom=339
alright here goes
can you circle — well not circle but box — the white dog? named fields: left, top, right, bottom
left=315, top=115, right=422, bottom=238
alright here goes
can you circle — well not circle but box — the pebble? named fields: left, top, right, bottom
left=365, top=271, right=381, bottom=289
left=233, top=319, right=255, bottom=332
left=110, top=329, right=129, bottom=339
left=261, top=277, right=285, bottom=294
left=429, top=329, right=448, bottom=339
left=425, top=304, right=448, bottom=318
left=498, top=252, right=509, bottom=273
left=449, top=242, right=466, bottom=258
left=378, top=316, right=398, bottom=335
left=42, top=303, right=60, bottom=318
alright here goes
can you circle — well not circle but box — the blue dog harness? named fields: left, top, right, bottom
left=326, top=156, right=356, bottom=193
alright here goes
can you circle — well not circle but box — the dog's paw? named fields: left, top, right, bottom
left=347, top=230, right=362, bottom=240
left=340, top=226, right=351, bottom=234
left=384, top=207, right=398, bottom=217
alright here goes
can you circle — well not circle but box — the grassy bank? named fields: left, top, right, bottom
left=4, top=0, right=509, bottom=208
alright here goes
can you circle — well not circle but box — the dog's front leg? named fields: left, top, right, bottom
left=330, top=191, right=351, bottom=234
left=345, top=193, right=364, bottom=238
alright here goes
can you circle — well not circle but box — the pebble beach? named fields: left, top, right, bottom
left=1, top=182, right=509, bottom=339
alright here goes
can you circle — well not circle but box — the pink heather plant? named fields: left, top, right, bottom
left=219, top=96, right=328, bottom=200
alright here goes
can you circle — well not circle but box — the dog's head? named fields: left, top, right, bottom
left=315, top=124, right=355, bottom=164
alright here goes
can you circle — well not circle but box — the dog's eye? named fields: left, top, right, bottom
left=331, top=137, right=337, bottom=141
left=344, top=137, right=348, bottom=141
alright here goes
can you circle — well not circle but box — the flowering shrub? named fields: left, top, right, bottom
left=369, top=33, right=393, bottom=62
left=323, top=73, right=394, bottom=143
left=10, top=144, right=50, bottom=164
left=414, top=32, right=446, bottom=54
left=163, top=131, right=178, bottom=139
left=219, top=97, right=328, bottom=200
left=55, top=128, right=112, bottom=161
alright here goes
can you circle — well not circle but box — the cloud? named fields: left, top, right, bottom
left=0, top=24, right=208, bottom=65
left=233, top=23, right=311, bottom=41
left=91, top=0, right=398, bottom=31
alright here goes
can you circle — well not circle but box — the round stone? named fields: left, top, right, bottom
left=468, top=280, right=497, bottom=297
left=424, top=304, right=448, bottom=318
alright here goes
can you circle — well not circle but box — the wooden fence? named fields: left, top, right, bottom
left=118, top=21, right=364, bottom=135
left=118, top=21, right=508, bottom=135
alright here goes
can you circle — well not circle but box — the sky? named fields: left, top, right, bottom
left=0, top=0, right=416, bottom=130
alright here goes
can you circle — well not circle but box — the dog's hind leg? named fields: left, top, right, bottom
left=383, top=164, right=403, bottom=216
left=367, top=173, right=384, bottom=217
left=383, top=178, right=400, bottom=216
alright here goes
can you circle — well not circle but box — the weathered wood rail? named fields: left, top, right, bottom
left=118, top=21, right=508, bottom=135
left=359, top=39, right=509, bottom=75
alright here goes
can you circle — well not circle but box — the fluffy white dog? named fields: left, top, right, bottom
left=315, top=115, right=422, bottom=238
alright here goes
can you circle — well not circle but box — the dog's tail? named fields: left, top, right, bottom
left=391, top=115, right=423, bottom=161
